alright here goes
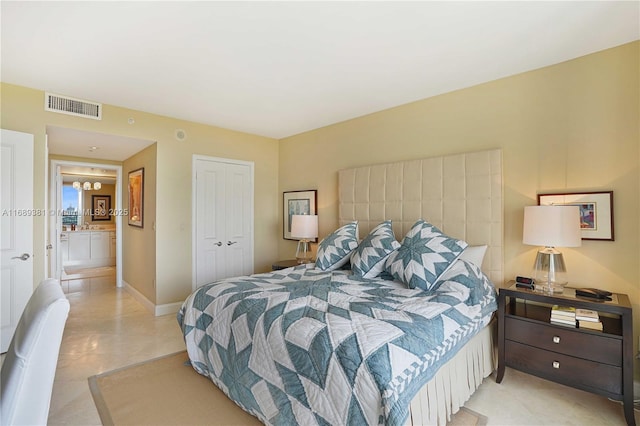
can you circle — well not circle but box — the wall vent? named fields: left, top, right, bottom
left=45, top=92, right=102, bottom=120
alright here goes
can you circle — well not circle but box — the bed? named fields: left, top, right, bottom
left=178, top=149, right=503, bottom=425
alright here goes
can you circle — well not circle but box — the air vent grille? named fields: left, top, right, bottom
left=45, top=92, right=102, bottom=120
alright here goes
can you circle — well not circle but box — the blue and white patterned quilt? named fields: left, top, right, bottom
left=178, top=259, right=497, bottom=426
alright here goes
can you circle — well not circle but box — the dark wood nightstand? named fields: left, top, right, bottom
left=496, top=282, right=635, bottom=426
left=271, top=259, right=300, bottom=271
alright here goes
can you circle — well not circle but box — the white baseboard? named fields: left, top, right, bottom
left=121, top=280, right=182, bottom=317
left=121, top=280, right=155, bottom=314
left=155, top=301, right=183, bottom=317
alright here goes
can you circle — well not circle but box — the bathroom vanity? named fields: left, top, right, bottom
left=61, top=229, right=116, bottom=268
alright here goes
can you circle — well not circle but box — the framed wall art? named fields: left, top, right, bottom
left=283, top=190, right=317, bottom=240
left=538, top=191, right=614, bottom=241
left=128, top=167, right=144, bottom=228
left=91, top=195, right=111, bottom=221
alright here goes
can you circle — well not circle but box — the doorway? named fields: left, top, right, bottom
left=49, top=160, right=123, bottom=289
left=46, top=125, right=155, bottom=290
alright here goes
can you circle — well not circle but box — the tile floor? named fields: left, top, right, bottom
left=46, top=272, right=638, bottom=425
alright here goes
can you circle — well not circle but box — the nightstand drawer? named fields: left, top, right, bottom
left=505, top=317, right=621, bottom=366
left=505, top=340, right=622, bottom=394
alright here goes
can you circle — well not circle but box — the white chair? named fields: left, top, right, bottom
left=1, top=278, right=70, bottom=426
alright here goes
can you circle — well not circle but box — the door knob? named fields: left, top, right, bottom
left=12, top=253, right=30, bottom=261
left=227, top=241, right=237, bottom=245
left=214, top=242, right=222, bottom=246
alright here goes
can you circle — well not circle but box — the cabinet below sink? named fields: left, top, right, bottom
left=61, top=230, right=115, bottom=268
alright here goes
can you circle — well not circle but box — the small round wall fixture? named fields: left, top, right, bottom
left=174, top=129, right=187, bottom=142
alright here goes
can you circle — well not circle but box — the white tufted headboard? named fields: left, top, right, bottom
left=338, top=149, right=503, bottom=285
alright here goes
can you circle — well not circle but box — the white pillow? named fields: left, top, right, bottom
left=458, top=245, right=488, bottom=268
left=439, top=245, right=488, bottom=279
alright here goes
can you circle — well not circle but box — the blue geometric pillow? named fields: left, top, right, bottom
left=351, top=221, right=400, bottom=278
left=384, top=220, right=468, bottom=291
left=315, top=222, right=359, bottom=271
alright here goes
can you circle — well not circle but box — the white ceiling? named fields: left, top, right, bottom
left=2, top=2, right=639, bottom=140
left=47, top=125, right=155, bottom=161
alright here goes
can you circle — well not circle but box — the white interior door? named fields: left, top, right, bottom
left=193, top=156, right=253, bottom=290
left=224, top=165, right=252, bottom=277
left=1, top=129, right=34, bottom=353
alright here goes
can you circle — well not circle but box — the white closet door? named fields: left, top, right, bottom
left=194, top=157, right=253, bottom=290
left=223, top=163, right=252, bottom=278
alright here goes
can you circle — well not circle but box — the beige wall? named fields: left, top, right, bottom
left=1, top=83, right=280, bottom=306
left=123, top=144, right=157, bottom=302
left=279, top=42, right=640, bottom=356
left=154, top=125, right=279, bottom=305
left=2, top=43, right=637, bottom=354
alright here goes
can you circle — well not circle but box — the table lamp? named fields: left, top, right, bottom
left=522, top=205, right=581, bottom=293
left=291, top=214, right=318, bottom=264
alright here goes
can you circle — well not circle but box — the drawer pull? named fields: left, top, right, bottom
left=552, top=336, right=560, bottom=344
left=552, top=361, right=560, bottom=369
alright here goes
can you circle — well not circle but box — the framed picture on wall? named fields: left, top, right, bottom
left=283, top=190, right=317, bottom=240
left=128, top=168, right=144, bottom=228
left=538, top=191, right=614, bottom=241
left=91, top=195, right=111, bottom=221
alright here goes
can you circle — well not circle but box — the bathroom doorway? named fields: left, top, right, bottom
left=49, top=159, right=124, bottom=289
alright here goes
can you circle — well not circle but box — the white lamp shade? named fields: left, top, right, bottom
left=291, top=215, right=318, bottom=239
left=83, top=182, right=91, bottom=191
left=93, top=182, right=101, bottom=190
left=523, top=205, right=582, bottom=248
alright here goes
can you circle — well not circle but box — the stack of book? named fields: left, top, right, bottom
left=550, top=305, right=576, bottom=327
left=576, top=308, right=603, bottom=331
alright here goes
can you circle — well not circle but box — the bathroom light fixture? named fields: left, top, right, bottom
left=291, top=214, right=318, bottom=264
left=72, top=179, right=101, bottom=190
left=523, top=205, right=581, bottom=293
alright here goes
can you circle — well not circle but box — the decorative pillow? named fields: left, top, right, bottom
left=315, top=222, right=359, bottom=271
left=384, top=220, right=468, bottom=291
left=350, top=221, right=401, bottom=279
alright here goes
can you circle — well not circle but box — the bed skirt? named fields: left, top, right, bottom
left=406, top=320, right=496, bottom=426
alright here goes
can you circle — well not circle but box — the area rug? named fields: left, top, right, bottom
left=89, top=351, right=488, bottom=426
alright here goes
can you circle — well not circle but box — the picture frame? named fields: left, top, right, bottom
left=538, top=191, right=614, bottom=241
left=283, top=190, right=317, bottom=241
left=91, top=195, right=111, bottom=221
left=128, top=167, right=144, bottom=228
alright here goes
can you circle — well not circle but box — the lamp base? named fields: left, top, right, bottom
left=532, top=247, right=568, bottom=294
left=295, top=240, right=313, bottom=264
